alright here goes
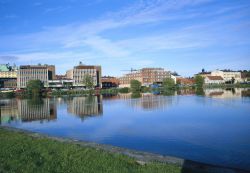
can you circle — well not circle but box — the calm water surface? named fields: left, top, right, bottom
left=1, top=88, right=250, bottom=171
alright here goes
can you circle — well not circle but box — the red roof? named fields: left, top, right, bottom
left=206, top=76, right=224, bottom=80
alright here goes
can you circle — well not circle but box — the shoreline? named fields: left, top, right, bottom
left=0, top=126, right=248, bottom=173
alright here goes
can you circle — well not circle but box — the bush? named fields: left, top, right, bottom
left=130, top=80, right=141, bottom=93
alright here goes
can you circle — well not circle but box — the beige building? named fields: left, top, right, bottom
left=119, top=68, right=171, bottom=87
left=0, top=64, right=18, bottom=89
left=204, top=76, right=224, bottom=84
left=211, top=70, right=242, bottom=83
left=17, top=65, right=55, bottom=89
left=66, top=64, right=102, bottom=88
left=0, top=71, right=17, bottom=78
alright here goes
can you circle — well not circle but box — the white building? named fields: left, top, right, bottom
left=66, top=64, right=102, bottom=88
left=211, top=70, right=242, bottom=83
left=205, top=76, right=224, bottom=84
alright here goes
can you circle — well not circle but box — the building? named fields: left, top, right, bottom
left=101, top=76, right=119, bottom=89
left=204, top=76, right=224, bottom=84
left=0, top=64, right=17, bottom=89
left=176, top=77, right=195, bottom=85
left=66, top=64, right=102, bottom=88
left=17, top=65, right=55, bottom=89
left=119, top=68, right=171, bottom=87
left=211, top=70, right=242, bottom=83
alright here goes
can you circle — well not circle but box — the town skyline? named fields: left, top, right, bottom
left=0, top=0, right=250, bottom=77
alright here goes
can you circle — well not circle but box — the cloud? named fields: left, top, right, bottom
left=0, top=0, right=249, bottom=76
left=43, top=6, right=71, bottom=13
left=4, top=14, right=18, bottom=19
left=33, top=2, right=42, bottom=6
left=0, top=55, right=18, bottom=61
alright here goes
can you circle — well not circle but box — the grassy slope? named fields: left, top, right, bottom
left=0, top=128, right=181, bottom=173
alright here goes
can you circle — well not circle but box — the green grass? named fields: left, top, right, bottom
left=0, top=128, right=181, bottom=173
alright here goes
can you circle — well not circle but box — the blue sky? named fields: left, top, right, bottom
left=0, top=0, right=249, bottom=77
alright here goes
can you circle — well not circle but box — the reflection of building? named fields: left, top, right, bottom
left=17, top=99, right=57, bottom=122
left=67, top=96, right=103, bottom=119
left=118, top=93, right=176, bottom=110
left=205, top=88, right=243, bottom=99
left=0, top=99, right=19, bottom=124
left=66, top=64, right=102, bottom=88
left=17, top=65, right=55, bottom=88
left=101, top=76, right=119, bottom=89
left=119, top=68, right=171, bottom=87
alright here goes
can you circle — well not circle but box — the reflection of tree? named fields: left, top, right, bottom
left=196, top=88, right=205, bottom=96
left=131, top=92, right=141, bottom=98
left=0, top=99, right=19, bottom=124
left=27, top=97, right=44, bottom=106
left=162, top=89, right=175, bottom=96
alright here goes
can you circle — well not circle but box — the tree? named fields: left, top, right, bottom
left=194, top=75, right=204, bottom=88
left=130, top=80, right=141, bottom=93
left=82, top=74, right=94, bottom=89
left=26, top=80, right=44, bottom=96
left=163, top=78, right=175, bottom=89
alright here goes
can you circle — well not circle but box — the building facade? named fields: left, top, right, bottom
left=0, top=64, right=17, bottom=89
left=66, top=65, right=102, bottom=88
left=211, top=70, right=242, bottom=83
left=119, top=68, right=171, bottom=87
left=204, top=76, right=224, bottom=84
left=17, top=65, right=55, bottom=89
left=101, top=76, right=119, bottom=89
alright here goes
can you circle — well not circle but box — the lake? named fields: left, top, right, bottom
left=1, top=88, right=250, bottom=171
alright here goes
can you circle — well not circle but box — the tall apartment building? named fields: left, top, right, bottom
left=0, top=64, right=18, bottom=89
left=119, top=68, right=171, bottom=87
left=66, top=64, right=102, bottom=88
left=17, top=65, right=55, bottom=89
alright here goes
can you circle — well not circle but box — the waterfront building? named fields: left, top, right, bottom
left=0, top=64, right=17, bottom=89
left=17, top=65, right=55, bottom=89
left=66, top=64, right=102, bottom=88
left=204, top=76, right=224, bottom=84
left=211, top=70, right=242, bottom=83
left=101, top=76, right=119, bottom=89
left=118, top=68, right=171, bottom=87
left=176, top=77, right=195, bottom=86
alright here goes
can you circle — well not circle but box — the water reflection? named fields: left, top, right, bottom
left=0, top=96, right=103, bottom=123
left=204, top=88, right=248, bottom=99
left=67, top=96, right=103, bottom=120
left=18, top=98, right=57, bottom=122
left=0, top=99, right=18, bottom=124
left=104, top=93, right=178, bottom=111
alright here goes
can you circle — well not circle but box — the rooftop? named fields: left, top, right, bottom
left=206, top=76, right=224, bottom=80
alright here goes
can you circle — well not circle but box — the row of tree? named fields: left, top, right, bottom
left=25, top=75, right=205, bottom=97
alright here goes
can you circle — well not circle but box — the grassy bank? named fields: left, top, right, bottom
left=0, top=128, right=181, bottom=173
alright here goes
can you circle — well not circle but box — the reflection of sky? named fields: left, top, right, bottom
left=1, top=95, right=250, bottom=171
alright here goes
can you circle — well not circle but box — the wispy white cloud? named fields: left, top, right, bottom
left=0, top=0, right=249, bottom=75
